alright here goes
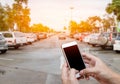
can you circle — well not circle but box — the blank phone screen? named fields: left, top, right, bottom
left=63, top=45, right=85, bottom=71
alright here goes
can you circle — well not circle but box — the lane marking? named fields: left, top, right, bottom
left=0, top=58, right=14, bottom=61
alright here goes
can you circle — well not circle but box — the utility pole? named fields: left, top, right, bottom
left=70, top=6, right=74, bottom=21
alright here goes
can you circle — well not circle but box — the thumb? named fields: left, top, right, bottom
left=80, top=68, right=96, bottom=75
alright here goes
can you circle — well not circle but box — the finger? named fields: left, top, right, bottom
left=84, top=59, right=91, bottom=64
left=82, top=53, right=92, bottom=60
left=80, top=68, right=96, bottom=76
left=62, top=63, right=68, bottom=73
left=84, top=74, right=90, bottom=80
left=61, top=63, right=69, bottom=79
left=70, top=68, right=77, bottom=79
left=64, top=62, right=68, bottom=67
left=78, top=75, right=84, bottom=80
left=82, top=53, right=97, bottom=61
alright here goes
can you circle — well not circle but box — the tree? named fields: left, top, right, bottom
left=0, top=0, right=30, bottom=32
left=5, top=5, right=15, bottom=31
left=12, top=0, right=30, bottom=32
left=102, top=14, right=116, bottom=32
left=31, top=23, right=51, bottom=33
left=106, top=0, right=120, bottom=21
left=79, top=21, right=92, bottom=33
left=87, top=16, right=102, bottom=33
left=0, top=3, right=9, bottom=31
left=106, top=0, right=120, bottom=32
left=69, top=20, right=79, bottom=34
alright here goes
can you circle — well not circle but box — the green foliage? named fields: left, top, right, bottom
left=0, top=0, right=30, bottom=32
left=69, top=21, right=79, bottom=34
left=14, top=0, right=28, bottom=5
left=12, top=0, right=30, bottom=32
left=87, top=16, right=102, bottom=33
left=68, top=15, right=115, bottom=33
left=102, top=14, right=116, bottom=32
left=79, top=21, right=92, bottom=32
left=0, top=3, right=9, bottom=31
left=31, top=23, right=50, bottom=33
left=106, top=0, right=120, bottom=21
left=68, top=16, right=102, bottom=33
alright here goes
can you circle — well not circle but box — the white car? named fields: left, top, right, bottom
left=25, top=33, right=35, bottom=44
left=58, top=33, right=66, bottom=40
left=88, top=33, right=100, bottom=46
left=0, top=33, right=8, bottom=53
left=2, top=31, right=27, bottom=49
left=14, top=32, right=27, bottom=45
left=113, top=33, right=120, bottom=53
left=83, top=33, right=99, bottom=43
left=38, top=32, right=47, bottom=40
left=73, top=33, right=81, bottom=40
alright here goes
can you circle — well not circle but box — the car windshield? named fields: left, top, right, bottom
left=2, top=33, right=13, bottom=38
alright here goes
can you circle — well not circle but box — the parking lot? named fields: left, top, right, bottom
left=0, top=35, right=120, bottom=84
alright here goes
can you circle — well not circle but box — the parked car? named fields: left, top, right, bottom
left=83, top=34, right=99, bottom=44
left=38, top=32, right=47, bottom=40
left=0, top=33, right=8, bottom=53
left=2, top=31, right=27, bottom=49
left=58, top=33, right=66, bottom=40
left=113, top=33, right=120, bottom=53
left=25, top=33, right=35, bottom=44
left=88, top=33, right=100, bottom=46
left=14, top=32, right=27, bottom=45
left=97, top=32, right=117, bottom=49
left=73, top=33, right=81, bottom=40
left=79, top=33, right=89, bottom=42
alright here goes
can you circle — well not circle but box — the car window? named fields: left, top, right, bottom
left=0, top=34, right=4, bottom=40
left=116, top=36, right=120, bottom=40
left=112, top=33, right=117, bottom=38
left=116, top=33, right=120, bottom=40
left=14, top=32, right=24, bottom=37
left=100, top=33, right=109, bottom=37
left=2, top=33, right=13, bottom=38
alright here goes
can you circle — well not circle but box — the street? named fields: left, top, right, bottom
left=0, top=35, right=120, bottom=84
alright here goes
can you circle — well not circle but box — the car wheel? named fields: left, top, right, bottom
left=92, top=44, right=96, bottom=47
left=1, top=50, right=7, bottom=54
left=14, top=46, right=19, bottom=49
left=101, top=46, right=106, bottom=49
left=115, top=50, right=120, bottom=53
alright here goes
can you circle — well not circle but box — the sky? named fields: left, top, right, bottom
left=1, top=0, right=112, bottom=31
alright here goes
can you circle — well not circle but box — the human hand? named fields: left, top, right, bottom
left=80, top=53, right=114, bottom=84
left=61, top=63, right=80, bottom=84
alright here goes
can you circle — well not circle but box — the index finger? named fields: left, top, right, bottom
left=82, top=53, right=97, bottom=60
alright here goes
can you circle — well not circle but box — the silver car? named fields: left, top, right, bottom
left=113, top=33, right=120, bottom=53
left=0, top=33, right=8, bottom=54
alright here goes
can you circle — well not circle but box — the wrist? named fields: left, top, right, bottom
left=102, top=69, right=120, bottom=84
left=110, top=72, right=120, bottom=84
left=96, top=67, right=117, bottom=84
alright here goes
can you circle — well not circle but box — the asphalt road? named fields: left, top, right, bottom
left=0, top=35, right=120, bottom=84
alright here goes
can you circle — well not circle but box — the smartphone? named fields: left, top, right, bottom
left=61, top=41, right=86, bottom=71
